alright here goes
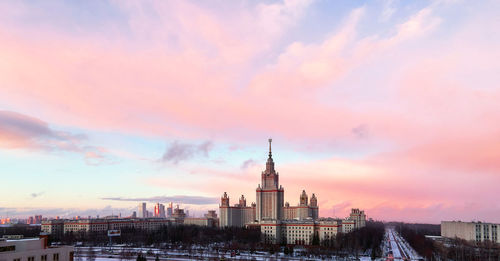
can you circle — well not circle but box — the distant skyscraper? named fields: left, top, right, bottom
left=167, top=202, right=173, bottom=217
left=154, top=203, right=166, bottom=218
left=138, top=202, right=147, bottom=218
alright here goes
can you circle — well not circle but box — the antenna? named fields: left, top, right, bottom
left=268, top=138, right=272, bottom=157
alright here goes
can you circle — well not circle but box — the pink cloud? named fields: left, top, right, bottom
left=1, top=1, right=499, bottom=222
left=0, top=110, right=82, bottom=150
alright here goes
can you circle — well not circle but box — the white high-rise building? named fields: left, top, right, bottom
left=137, top=202, right=147, bottom=218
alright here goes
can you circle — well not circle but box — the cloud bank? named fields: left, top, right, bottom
left=101, top=195, right=218, bottom=205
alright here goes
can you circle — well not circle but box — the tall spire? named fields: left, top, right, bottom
left=265, top=138, right=275, bottom=174
left=268, top=138, right=272, bottom=158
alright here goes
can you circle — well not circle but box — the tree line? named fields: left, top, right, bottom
left=310, top=221, right=385, bottom=259
left=52, top=225, right=261, bottom=248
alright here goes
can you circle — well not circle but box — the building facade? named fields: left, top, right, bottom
left=441, top=221, right=499, bottom=243
left=137, top=203, right=147, bottom=218
left=282, top=190, right=319, bottom=220
left=39, top=220, right=64, bottom=236
left=256, top=141, right=284, bottom=221
left=42, top=218, right=171, bottom=234
left=42, top=208, right=220, bottom=235
left=219, top=139, right=367, bottom=245
left=219, top=193, right=256, bottom=227
left=0, top=237, right=74, bottom=261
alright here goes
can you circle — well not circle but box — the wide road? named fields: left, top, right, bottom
left=385, top=228, right=422, bottom=261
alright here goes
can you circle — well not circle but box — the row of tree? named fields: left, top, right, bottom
left=51, top=225, right=261, bottom=248
left=312, top=221, right=385, bottom=259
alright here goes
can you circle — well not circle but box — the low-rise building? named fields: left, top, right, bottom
left=219, top=194, right=256, bottom=227
left=42, top=218, right=171, bottom=235
left=441, top=221, right=499, bottom=243
left=183, top=218, right=216, bottom=227
left=38, top=220, right=64, bottom=236
left=256, top=209, right=366, bottom=245
left=0, top=237, right=73, bottom=261
left=42, top=209, right=221, bottom=235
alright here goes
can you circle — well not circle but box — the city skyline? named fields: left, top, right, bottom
left=1, top=0, right=500, bottom=224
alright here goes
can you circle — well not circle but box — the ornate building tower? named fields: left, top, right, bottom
left=239, top=195, right=247, bottom=207
left=299, top=190, right=308, bottom=206
left=310, top=193, right=319, bottom=219
left=256, top=139, right=284, bottom=221
left=219, top=192, right=230, bottom=227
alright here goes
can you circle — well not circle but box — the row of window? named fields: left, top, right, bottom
left=12, top=253, right=59, bottom=261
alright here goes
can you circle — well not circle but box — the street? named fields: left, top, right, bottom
left=384, top=228, right=422, bottom=261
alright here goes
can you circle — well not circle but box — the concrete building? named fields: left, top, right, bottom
left=183, top=218, right=215, bottom=227
left=258, top=210, right=365, bottom=245
left=42, top=218, right=171, bottom=234
left=38, top=220, right=64, bottom=236
left=349, top=208, right=366, bottom=229
left=137, top=203, right=147, bottom=218
left=42, top=209, right=221, bottom=234
left=219, top=193, right=256, bottom=227
left=219, top=139, right=367, bottom=245
left=166, top=203, right=173, bottom=218
left=0, top=237, right=74, bottom=261
left=171, top=206, right=186, bottom=219
left=283, top=191, right=319, bottom=220
left=441, top=221, right=499, bottom=243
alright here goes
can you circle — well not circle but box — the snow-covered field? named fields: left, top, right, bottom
left=76, top=246, right=377, bottom=261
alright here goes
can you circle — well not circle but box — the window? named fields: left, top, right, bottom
left=28, top=257, right=35, bottom=261
left=484, top=225, right=490, bottom=240
left=53, top=253, right=59, bottom=261
left=41, top=255, right=48, bottom=261
left=13, top=258, right=21, bottom=261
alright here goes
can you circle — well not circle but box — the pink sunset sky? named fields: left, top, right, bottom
left=0, top=0, right=499, bottom=223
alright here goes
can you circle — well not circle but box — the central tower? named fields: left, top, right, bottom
left=256, top=139, right=284, bottom=221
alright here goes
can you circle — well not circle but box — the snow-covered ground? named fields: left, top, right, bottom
left=76, top=246, right=377, bottom=260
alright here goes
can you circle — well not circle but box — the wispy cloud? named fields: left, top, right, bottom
left=0, top=110, right=111, bottom=165
left=0, top=110, right=84, bottom=151
left=241, top=159, right=257, bottom=169
left=351, top=124, right=369, bottom=139
left=101, top=195, right=218, bottom=205
left=160, top=141, right=213, bottom=164
left=30, top=192, right=44, bottom=198
left=0, top=206, right=135, bottom=219
left=380, top=0, right=397, bottom=21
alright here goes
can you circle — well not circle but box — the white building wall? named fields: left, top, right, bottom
left=442, top=221, right=499, bottom=243
left=0, top=238, right=73, bottom=261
